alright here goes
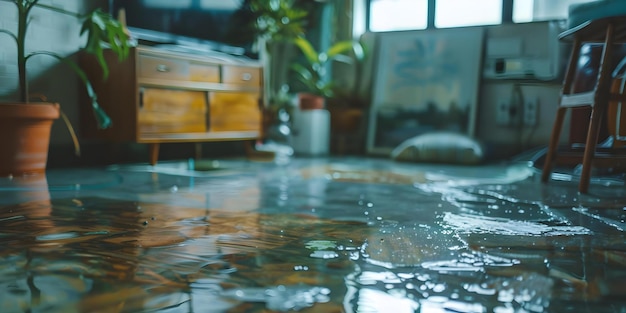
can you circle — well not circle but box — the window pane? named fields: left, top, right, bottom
left=143, top=0, right=192, bottom=9
left=513, top=0, right=602, bottom=23
left=435, top=0, right=501, bottom=28
left=369, top=0, right=428, bottom=32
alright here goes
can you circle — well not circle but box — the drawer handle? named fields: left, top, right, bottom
left=241, top=72, right=252, bottom=81
left=156, top=64, right=170, bottom=72
left=139, top=88, right=144, bottom=108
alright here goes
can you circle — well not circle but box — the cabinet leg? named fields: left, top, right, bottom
left=243, top=140, right=275, bottom=161
left=243, top=140, right=254, bottom=157
left=149, top=143, right=160, bottom=166
left=194, top=143, right=203, bottom=160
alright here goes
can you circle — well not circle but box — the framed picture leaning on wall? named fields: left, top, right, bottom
left=366, top=27, right=484, bottom=155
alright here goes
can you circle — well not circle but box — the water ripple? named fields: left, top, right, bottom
left=443, top=212, right=593, bottom=236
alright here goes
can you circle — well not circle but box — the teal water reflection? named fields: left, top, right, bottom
left=0, top=158, right=624, bottom=312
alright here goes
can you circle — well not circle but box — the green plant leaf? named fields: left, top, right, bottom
left=326, top=41, right=355, bottom=58
left=327, top=41, right=365, bottom=66
left=291, top=63, right=317, bottom=92
left=250, top=0, right=308, bottom=41
left=293, top=36, right=319, bottom=65
left=291, top=36, right=365, bottom=98
left=26, top=51, right=112, bottom=129
left=91, top=103, right=112, bottom=129
left=291, top=63, right=312, bottom=81
left=352, top=41, right=366, bottom=62
left=80, top=9, right=130, bottom=80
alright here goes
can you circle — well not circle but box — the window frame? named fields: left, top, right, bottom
left=365, top=0, right=518, bottom=32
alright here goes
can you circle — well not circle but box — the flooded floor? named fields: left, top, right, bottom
left=0, top=157, right=625, bottom=313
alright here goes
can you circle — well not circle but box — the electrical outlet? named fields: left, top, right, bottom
left=509, top=101, right=521, bottom=126
left=497, top=101, right=523, bottom=126
left=523, top=99, right=538, bottom=126
left=496, top=102, right=511, bottom=125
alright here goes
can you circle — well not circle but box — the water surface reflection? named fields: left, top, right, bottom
left=0, top=159, right=624, bottom=312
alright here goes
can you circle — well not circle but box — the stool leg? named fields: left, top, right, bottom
left=542, top=107, right=568, bottom=182
left=579, top=21, right=615, bottom=193
left=542, top=37, right=582, bottom=183
left=579, top=103, right=608, bottom=193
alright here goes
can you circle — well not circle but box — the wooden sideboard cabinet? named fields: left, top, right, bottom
left=80, top=45, right=263, bottom=165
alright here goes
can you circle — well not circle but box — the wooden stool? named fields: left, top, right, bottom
left=541, top=16, right=626, bottom=193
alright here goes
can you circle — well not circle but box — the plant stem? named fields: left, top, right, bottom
left=17, top=2, right=28, bottom=102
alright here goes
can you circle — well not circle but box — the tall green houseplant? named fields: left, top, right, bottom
left=0, top=0, right=133, bottom=176
left=0, top=0, right=131, bottom=128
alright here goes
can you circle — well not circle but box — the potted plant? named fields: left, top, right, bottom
left=0, top=0, right=132, bottom=176
left=291, top=36, right=364, bottom=109
left=291, top=35, right=369, bottom=154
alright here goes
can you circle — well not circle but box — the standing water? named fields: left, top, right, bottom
left=0, top=158, right=624, bottom=312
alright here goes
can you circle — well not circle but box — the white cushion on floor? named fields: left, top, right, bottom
left=391, top=132, right=484, bottom=164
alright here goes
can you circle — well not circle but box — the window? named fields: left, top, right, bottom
left=366, top=0, right=604, bottom=33
left=369, top=0, right=428, bottom=32
left=513, top=0, right=601, bottom=23
left=435, top=0, right=502, bottom=28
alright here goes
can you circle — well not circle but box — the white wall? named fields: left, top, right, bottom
left=477, top=81, right=564, bottom=158
left=0, top=0, right=95, bottom=145
left=477, top=21, right=571, bottom=158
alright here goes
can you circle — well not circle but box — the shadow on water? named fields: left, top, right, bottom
left=0, top=160, right=624, bottom=312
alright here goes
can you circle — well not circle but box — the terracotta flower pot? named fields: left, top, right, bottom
left=0, top=102, right=60, bottom=176
left=298, top=93, right=325, bottom=110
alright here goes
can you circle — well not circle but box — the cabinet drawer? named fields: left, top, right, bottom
left=189, top=63, right=220, bottom=83
left=209, top=92, right=261, bottom=132
left=222, top=66, right=261, bottom=86
left=138, top=55, right=189, bottom=80
left=139, top=88, right=207, bottom=134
